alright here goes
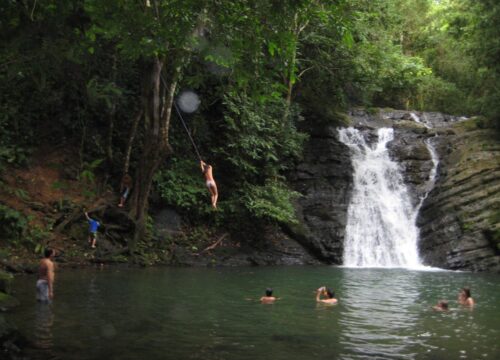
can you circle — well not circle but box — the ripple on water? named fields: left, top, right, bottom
left=5, top=267, right=500, bottom=360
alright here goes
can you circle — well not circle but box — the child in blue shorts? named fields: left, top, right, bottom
left=84, top=211, right=101, bottom=248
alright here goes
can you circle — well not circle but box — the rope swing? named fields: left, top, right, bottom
left=160, top=73, right=203, bottom=162
left=174, top=100, right=203, bottom=162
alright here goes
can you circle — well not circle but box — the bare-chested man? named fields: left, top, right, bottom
left=37, top=248, right=55, bottom=303
left=200, top=160, right=218, bottom=209
left=260, top=288, right=278, bottom=304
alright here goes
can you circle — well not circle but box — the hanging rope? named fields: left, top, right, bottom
left=159, top=73, right=203, bottom=162
left=173, top=101, right=203, bottom=162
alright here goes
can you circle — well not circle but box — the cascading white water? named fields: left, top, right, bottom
left=422, top=137, right=439, bottom=200
left=411, top=112, right=431, bottom=129
left=338, top=127, right=421, bottom=268
left=413, top=112, right=440, bottom=205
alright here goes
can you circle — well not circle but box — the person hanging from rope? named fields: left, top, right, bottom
left=200, top=160, right=218, bottom=209
left=173, top=95, right=219, bottom=209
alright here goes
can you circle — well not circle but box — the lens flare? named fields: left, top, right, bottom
left=177, top=91, right=200, bottom=113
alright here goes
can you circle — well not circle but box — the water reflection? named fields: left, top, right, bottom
left=7, top=267, right=500, bottom=360
left=34, top=303, right=54, bottom=354
left=338, top=269, right=424, bottom=359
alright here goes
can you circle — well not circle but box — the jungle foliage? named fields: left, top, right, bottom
left=1, top=0, right=498, bottom=248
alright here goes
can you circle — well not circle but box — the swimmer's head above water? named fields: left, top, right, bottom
left=325, top=288, right=334, bottom=299
left=265, top=288, right=273, bottom=297
left=318, top=286, right=334, bottom=298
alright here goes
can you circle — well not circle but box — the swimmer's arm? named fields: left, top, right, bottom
left=315, top=286, right=325, bottom=302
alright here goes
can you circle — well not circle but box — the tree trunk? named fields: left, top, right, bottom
left=128, top=58, right=163, bottom=252
left=283, top=12, right=306, bottom=123
left=123, top=108, right=143, bottom=175
left=130, top=139, right=163, bottom=252
left=128, top=56, right=183, bottom=253
left=106, top=54, right=118, bottom=168
left=106, top=108, right=115, bottom=166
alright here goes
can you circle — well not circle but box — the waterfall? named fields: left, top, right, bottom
left=338, top=127, right=421, bottom=268
left=413, top=112, right=440, bottom=205
left=422, top=137, right=439, bottom=201
left=410, top=112, right=431, bottom=129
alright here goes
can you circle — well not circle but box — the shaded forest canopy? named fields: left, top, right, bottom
left=1, top=0, right=499, bottom=258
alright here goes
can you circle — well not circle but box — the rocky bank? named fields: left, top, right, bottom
left=0, top=270, right=27, bottom=360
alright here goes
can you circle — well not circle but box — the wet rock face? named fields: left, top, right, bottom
left=291, top=109, right=500, bottom=271
left=387, top=123, right=433, bottom=207
left=289, top=124, right=353, bottom=264
left=417, top=120, right=500, bottom=272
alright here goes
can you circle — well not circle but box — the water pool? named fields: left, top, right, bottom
left=6, top=266, right=500, bottom=360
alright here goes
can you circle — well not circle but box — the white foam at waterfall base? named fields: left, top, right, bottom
left=338, top=127, right=423, bottom=268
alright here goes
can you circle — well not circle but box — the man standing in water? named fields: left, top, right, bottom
left=200, top=160, right=218, bottom=209
left=37, top=248, right=55, bottom=303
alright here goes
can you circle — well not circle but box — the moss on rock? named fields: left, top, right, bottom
left=0, top=292, right=20, bottom=310
left=393, top=120, right=428, bottom=134
left=0, top=271, right=13, bottom=294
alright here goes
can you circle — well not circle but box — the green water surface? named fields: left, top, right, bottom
left=6, top=266, right=500, bottom=360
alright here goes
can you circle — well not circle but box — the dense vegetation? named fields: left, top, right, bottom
left=1, top=0, right=499, bottom=256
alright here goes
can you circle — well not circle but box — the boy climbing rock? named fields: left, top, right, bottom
left=118, top=173, right=133, bottom=208
left=84, top=211, right=101, bottom=248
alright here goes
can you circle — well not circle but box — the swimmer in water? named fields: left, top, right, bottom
left=432, top=300, right=449, bottom=311
left=260, top=288, right=277, bottom=304
left=458, top=287, right=474, bottom=307
left=316, top=286, right=338, bottom=304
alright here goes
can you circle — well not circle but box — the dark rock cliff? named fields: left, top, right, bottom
left=288, top=125, right=353, bottom=264
left=289, top=109, right=500, bottom=272
left=417, top=118, right=500, bottom=272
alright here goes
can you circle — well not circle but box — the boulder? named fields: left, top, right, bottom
left=153, top=207, right=183, bottom=240
left=0, top=292, right=20, bottom=311
left=0, top=271, right=13, bottom=294
left=0, top=314, right=28, bottom=360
